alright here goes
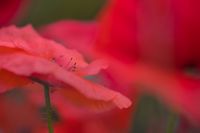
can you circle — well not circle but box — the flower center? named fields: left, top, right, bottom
left=51, top=56, right=77, bottom=72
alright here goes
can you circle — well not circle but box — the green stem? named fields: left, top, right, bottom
left=166, top=112, right=177, bottom=133
left=43, top=84, right=54, bottom=133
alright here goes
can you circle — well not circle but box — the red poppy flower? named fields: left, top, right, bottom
left=0, top=25, right=132, bottom=111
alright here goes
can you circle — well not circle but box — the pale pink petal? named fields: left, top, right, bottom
left=0, top=53, right=131, bottom=109
left=39, top=20, right=97, bottom=57
left=39, top=21, right=108, bottom=76
left=77, top=59, right=108, bottom=76
left=0, top=25, right=88, bottom=69
left=0, top=25, right=109, bottom=75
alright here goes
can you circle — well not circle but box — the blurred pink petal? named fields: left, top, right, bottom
left=40, top=20, right=98, bottom=57
left=77, top=59, right=108, bottom=76
left=0, top=25, right=109, bottom=77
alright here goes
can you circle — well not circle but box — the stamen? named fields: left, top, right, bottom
left=51, top=57, right=56, bottom=63
left=51, top=56, right=77, bottom=72
left=65, top=57, right=73, bottom=68
left=72, top=62, right=77, bottom=72
left=67, top=62, right=77, bottom=72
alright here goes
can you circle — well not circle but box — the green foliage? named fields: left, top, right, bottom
left=19, top=0, right=105, bottom=26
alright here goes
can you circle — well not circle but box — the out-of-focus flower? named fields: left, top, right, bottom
left=40, top=0, right=200, bottom=125
left=95, top=0, right=200, bottom=125
left=0, top=0, right=29, bottom=26
left=0, top=25, right=131, bottom=111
